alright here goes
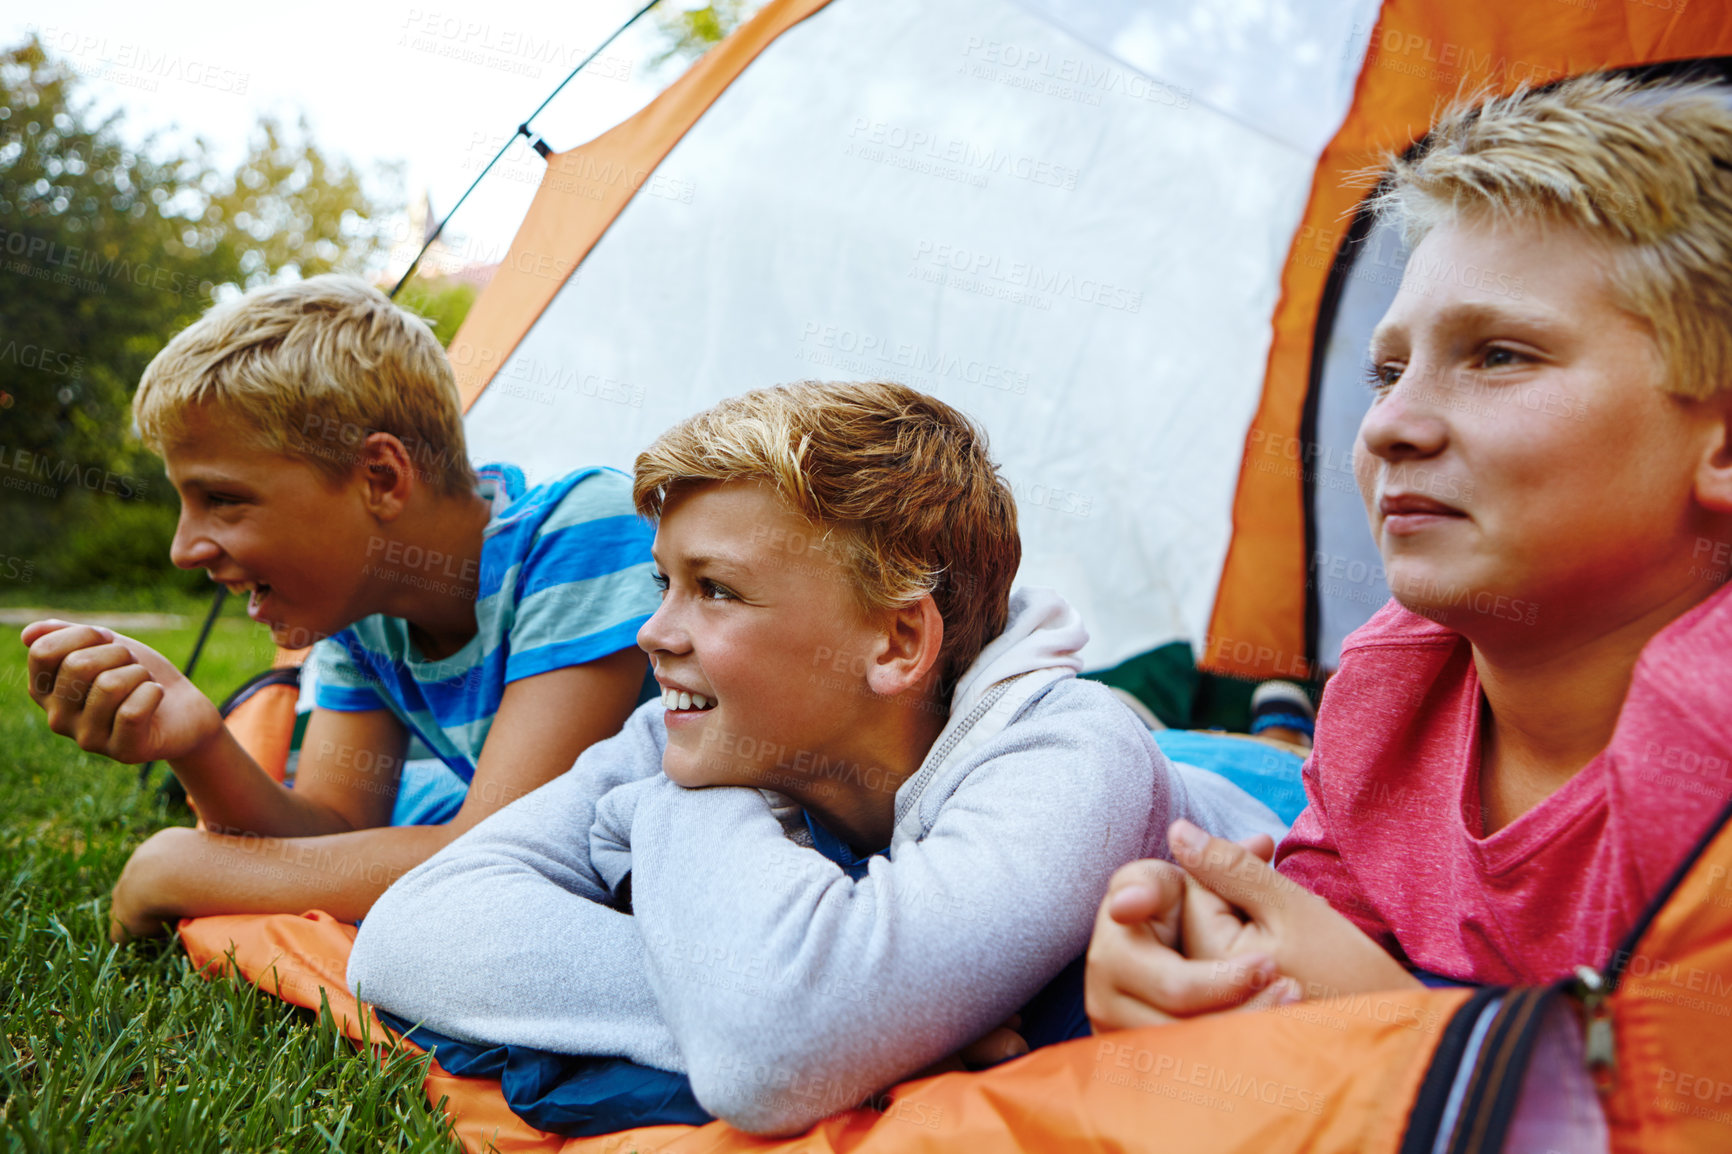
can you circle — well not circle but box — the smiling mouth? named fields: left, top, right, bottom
left=661, top=689, right=716, bottom=712
left=223, top=580, right=274, bottom=617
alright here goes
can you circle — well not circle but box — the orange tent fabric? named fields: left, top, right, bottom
left=445, top=0, right=835, bottom=410
left=1203, top=0, right=1732, bottom=678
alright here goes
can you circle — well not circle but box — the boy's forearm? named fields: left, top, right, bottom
left=115, top=821, right=461, bottom=930
left=167, top=725, right=355, bottom=839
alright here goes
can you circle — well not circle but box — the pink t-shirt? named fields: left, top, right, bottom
left=1274, top=584, right=1732, bottom=986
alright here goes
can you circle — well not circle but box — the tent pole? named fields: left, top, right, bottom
left=390, top=0, right=666, bottom=300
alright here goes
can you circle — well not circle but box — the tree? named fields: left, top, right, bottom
left=0, top=33, right=400, bottom=592
left=394, top=276, right=480, bottom=348
left=650, top=1, right=764, bottom=69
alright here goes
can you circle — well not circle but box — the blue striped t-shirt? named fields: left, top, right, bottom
left=310, top=463, right=658, bottom=784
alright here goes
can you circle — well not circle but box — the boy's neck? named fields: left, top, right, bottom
left=783, top=698, right=948, bottom=856
left=1470, top=582, right=1721, bottom=833
left=370, top=488, right=494, bottom=661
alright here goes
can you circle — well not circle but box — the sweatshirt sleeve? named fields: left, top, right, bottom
left=623, top=679, right=1161, bottom=1135
left=1273, top=754, right=1400, bottom=958
left=346, top=701, right=684, bottom=1069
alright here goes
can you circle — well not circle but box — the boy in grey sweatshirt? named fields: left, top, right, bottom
left=348, top=382, right=1281, bottom=1136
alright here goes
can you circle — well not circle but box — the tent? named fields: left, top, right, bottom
left=194, top=0, right=1732, bottom=1149
left=445, top=0, right=1732, bottom=685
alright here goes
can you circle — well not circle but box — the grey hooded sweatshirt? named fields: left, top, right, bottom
left=348, top=588, right=1281, bottom=1135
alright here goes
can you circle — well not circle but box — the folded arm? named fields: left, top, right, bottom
left=345, top=701, right=682, bottom=1068
left=625, top=686, right=1159, bottom=1134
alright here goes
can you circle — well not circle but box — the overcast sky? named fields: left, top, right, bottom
left=4, top=1, right=704, bottom=276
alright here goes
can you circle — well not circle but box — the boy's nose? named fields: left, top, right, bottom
left=636, top=597, right=690, bottom=656
left=1358, top=362, right=1449, bottom=463
left=168, top=511, right=220, bottom=570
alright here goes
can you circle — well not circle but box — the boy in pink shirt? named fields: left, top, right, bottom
left=1087, top=74, right=1732, bottom=1025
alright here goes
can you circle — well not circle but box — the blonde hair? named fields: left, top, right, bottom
left=134, top=275, right=477, bottom=495
left=1374, top=73, right=1732, bottom=400
left=635, top=381, right=1020, bottom=695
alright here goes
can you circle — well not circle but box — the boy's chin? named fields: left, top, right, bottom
left=660, top=748, right=756, bottom=792
left=659, top=757, right=721, bottom=790
left=263, top=617, right=333, bottom=650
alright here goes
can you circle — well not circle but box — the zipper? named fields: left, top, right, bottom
left=1570, top=964, right=1616, bottom=1095
left=1560, top=789, right=1732, bottom=1093
left=1441, top=986, right=1556, bottom=1154
left=1404, top=787, right=1732, bottom=1151
left=891, top=677, right=1014, bottom=828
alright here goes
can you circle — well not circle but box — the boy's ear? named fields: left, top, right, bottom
left=865, top=594, right=945, bottom=701
left=1696, top=397, right=1732, bottom=516
left=356, top=433, right=416, bottom=520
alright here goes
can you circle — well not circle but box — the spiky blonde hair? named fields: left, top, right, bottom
left=1374, top=73, right=1732, bottom=400
left=134, top=275, right=477, bottom=495
left=634, top=381, right=1020, bottom=696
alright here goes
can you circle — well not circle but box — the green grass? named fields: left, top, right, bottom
left=0, top=592, right=460, bottom=1151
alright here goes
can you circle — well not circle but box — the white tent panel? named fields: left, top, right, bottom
left=1011, top=0, right=1381, bottom=154
left=465, top=0, right=1319, bottom=669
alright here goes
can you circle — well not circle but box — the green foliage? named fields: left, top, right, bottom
left=35, top=491, right=207, bottom=593
left=204, top=115, right=399, bottom=288
left=650, top=0, right=764, bottom=69
left=393, top=277, right=479, bottom=348
left=0, top=612, right=455, bottom=1151
left=0, top=33, right=400, bottom=594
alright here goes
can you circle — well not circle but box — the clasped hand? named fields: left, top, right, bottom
left=22, top=620, right=223, bottom=765
left=1085, top=819, right=1416, bottom=1032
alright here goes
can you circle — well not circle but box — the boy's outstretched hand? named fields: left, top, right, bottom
left=22, top=620, right=223, bottom=765
left=1085, top=820, right=1417, bottom=1034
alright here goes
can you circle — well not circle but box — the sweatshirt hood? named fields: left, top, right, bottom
left=947, top=586, right=1086, bottom=721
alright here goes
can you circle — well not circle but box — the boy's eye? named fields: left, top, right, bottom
left=647, top=572, right=737, bottom=601
left=1363, top=360, right=1403, bottom=393
left=205, top=493, right=243, bottom=507
left=1480, top=346, right=1522, bottom=369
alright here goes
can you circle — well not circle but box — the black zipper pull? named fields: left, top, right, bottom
left=1572, top=964, right=1616, bottom=1094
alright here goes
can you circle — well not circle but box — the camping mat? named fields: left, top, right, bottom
left=180, top=911, right=1473, bottom=1153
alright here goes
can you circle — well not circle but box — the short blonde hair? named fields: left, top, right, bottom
left=1374, top=73, right=1732, bottom=400
left=134, top=275, right=477, bottom=495
left=635, top=381, right=1020, bottom=696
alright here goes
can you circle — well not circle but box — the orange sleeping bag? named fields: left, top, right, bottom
left=179, top=909, right=1467, bottom=1153
left=177, top=792, right=1732, bottom=1153
left=190, top=654, right=1732, bottom=1152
